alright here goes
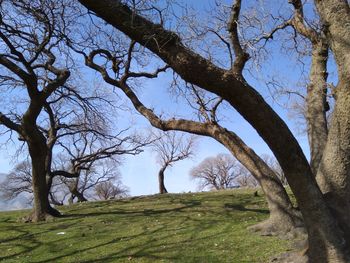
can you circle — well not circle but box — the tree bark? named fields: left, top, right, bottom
left=77, top=1, right=349, bottom=260
left=311, top=1, right=350, bottom=261
left=306, top=41, right=329, bottom=175
left=158, top=166, right=168, bottom=194
left=25, top=133, right=60, bottom=221
left=22, top=107, right=60, bottom=221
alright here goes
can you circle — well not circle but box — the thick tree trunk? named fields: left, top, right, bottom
left=30, top=146, right=50, bottom=222
left=311, top=1, right=350, bottom=261
left=22, top=114, right=60, bottom=221
left=316, top=85, right=350, bottom=248
left=27, top=140, right=60, bottom=221
left=306, top=41, right=329, bottom=175
left=77, top=1, right=349, bottom=260
left=158, top=166, right=168, bottom=194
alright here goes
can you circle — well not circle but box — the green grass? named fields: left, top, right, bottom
left=0, top=189, right=291, bottom=263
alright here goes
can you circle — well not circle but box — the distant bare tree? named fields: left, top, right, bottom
left=0, top=161, right=32, bottom=201
left=54, top=131, right=147, bottom=203
left=152, top=131, right=195, bottom=194
left=235, top=167, right=258, bottom=188
left=95, top=181, right=129, bottom=200
left=190, top=154, right=241, bottom=190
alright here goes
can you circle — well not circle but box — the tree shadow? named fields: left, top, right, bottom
left=67, top=199, right=202, bottom=219
left=224, top=203, right=269, bottom=214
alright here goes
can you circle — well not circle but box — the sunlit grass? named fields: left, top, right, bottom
left=0, top=189, right=291, bottom=262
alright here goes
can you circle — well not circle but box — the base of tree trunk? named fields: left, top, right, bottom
left=248, top=209, right=304, bottom=237
left=248, top=220, right=305, bottom=238
left=270, top=230, right=309, bottom=263
left=270, top=246, right=308, bottom=263
left=21, top=206, right=61, bottom=223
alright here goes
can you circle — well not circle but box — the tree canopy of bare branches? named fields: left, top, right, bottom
left=191, top=153, right=245, bottom=190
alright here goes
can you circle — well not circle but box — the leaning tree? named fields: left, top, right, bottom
left=77, top=0, right=350, bottom=261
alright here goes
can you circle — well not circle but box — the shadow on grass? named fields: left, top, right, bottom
left=33, top=215, right=230, bottom=263
left=1, top=191, right=270, bottom=262
left=224, top=203, right=269, bottom=214
left=0, top=221, right=80, bottom=261
left=67, top=199, right=202, bottom=219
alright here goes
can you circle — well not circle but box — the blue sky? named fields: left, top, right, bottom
left=0, top=0, right=323, bottom=210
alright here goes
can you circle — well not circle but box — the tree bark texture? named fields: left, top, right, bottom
left=312, top=1, right=350, bottom=261
left=24, top=126, right=53, bottom=221
left=212, top=125, right=303, bottom=235
left=22, top=105, right=60, bottom=221
left=306, top=41, right=329, bottom=175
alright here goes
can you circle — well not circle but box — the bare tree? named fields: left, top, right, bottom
left=152, top=131, right=195, bottom=194
left=190, top=154, right=242, bottom=190
left=236, top=167, right=259, bottom=188
left=95, top=181, right=129, bottom=200
left=76, top=0, right=350, bottom=260
left=52, top=129, right=148, bottom=203
left=0, top=0, right=75, bottom=221
left=0, top=161, right=32, bottom=201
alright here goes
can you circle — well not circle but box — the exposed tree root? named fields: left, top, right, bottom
left=20, top=206, right=61, bottom=223
left=248, top=218, right=306, bottom=238
left=270, top=238, right=308, bottom=263
left=248, top=209, right=305, bottom=238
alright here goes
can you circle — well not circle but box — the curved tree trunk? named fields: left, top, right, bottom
left=115, top=78, right=302, bottom=234
left=158, top=166, right=168, bottom=194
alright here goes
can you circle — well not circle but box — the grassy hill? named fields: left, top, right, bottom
left=0, top=189, right=292, bottom=263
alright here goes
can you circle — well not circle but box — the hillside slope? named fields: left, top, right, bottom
left=0, top=189, right=291, bottom=262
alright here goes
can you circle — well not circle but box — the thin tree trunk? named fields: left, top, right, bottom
left=158, top=166, right=168, bottom=194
